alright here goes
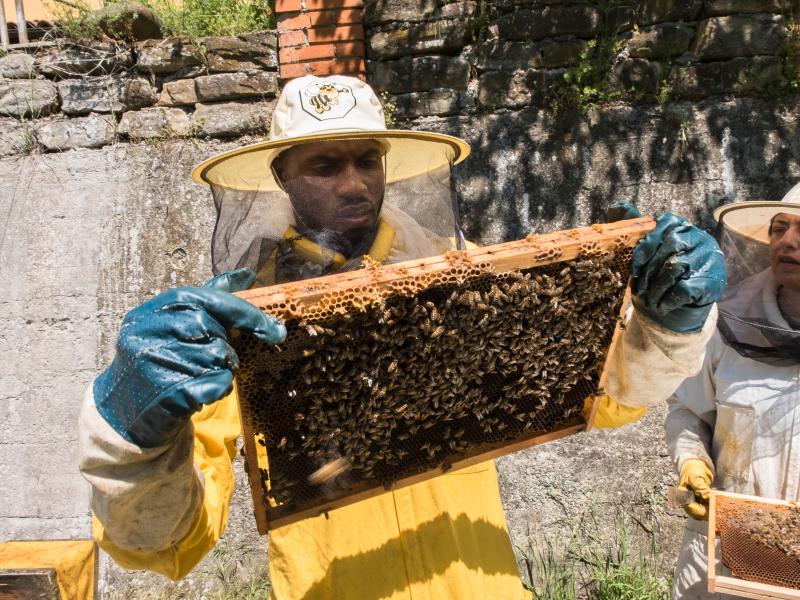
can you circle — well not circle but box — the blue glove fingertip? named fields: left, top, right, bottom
left=204, top=268, right=257, bottom=293
left=607, top=201, right=642, bottom=222
left=255, top=316, right=287, bottom=345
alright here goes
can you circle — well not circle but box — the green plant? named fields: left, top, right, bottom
left=520, top=499, right=672, bottom=600
left=380, top=90, right=398, bottom=129
left=192, top=39, right=210, bottom=72
left=469, top=0, right=492, bottom=44
left=142, top=0, right=275, bottom=37
left=47, top=0, right=275, bottom=41
left=520, top=536, right=578, bottom=600
left=554, top=38, right=622, bottom=112
left=572, top=504, right=671, bottom=600
left=656, top=60, right=673, bottom=105
left=47, top=0, right=104, bottom=41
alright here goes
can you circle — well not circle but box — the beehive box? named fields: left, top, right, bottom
left=709, top=491, right=800, bottom=599
left=233, top=217, right=655, bottom=532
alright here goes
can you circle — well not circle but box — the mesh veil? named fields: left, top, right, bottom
left=209, top=138, right=462, bottom=287
left=715, top=203, right=800, bottom=365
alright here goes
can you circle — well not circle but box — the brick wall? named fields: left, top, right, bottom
left=276, top=0, right=367, bottom=79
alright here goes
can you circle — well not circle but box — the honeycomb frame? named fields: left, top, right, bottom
left=234, top=217, right=656, bottom=532
left=709, top=490, right=800, bottom=599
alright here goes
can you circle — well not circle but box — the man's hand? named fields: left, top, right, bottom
left=608, top=201, right=727, bottom=333
left=93, top=268, right=285, bottom=448
left=677, top=458, right=714, bottom=520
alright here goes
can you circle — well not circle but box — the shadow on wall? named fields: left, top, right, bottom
left=420, top=96, right=800, bottom=244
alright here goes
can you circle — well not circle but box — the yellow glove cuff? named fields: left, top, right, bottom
left=583, top=393, right=647, bottom=429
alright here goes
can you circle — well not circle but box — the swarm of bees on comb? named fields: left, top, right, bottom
left=234, top=248, right=631, bottom=517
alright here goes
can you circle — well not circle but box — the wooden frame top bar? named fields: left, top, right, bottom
left=236, top=217, right=656, bottom=312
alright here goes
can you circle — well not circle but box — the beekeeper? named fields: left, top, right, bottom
left=667, top=182, right=800, bottom=599
left=78, top=74, right=725, bottom=599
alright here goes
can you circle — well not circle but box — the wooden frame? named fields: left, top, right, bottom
left=236, top=217, right=656, bottom=532
left=0, top=568, right=60, bottom=599
left=709, top=490, right=800, bottom=599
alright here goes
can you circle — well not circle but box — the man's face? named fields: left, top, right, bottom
left=274, top=139, right=385, bottom=244
left=769, top=212, right=800, bottom=291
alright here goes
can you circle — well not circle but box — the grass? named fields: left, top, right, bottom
left=520, top=503, right=671, bottom=600
left=47, top=0, right=275, bottom=41
left=144, top=0, right=275, bottom=38
left=106, top=537, right=271, bottom=600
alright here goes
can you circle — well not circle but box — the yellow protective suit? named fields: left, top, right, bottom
left=91, top=221, right=529, bottom=599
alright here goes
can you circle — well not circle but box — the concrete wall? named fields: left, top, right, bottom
left=0, top=141, right=222, bottom=541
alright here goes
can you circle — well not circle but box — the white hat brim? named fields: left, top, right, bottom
left=192, top=130, right=471, bottom=192
left=714, top=201, right=800, bottom=244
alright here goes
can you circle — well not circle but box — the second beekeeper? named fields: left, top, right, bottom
left=78, top=74, right=726, bottom=599
left=667, top=187, right=800, bottom=599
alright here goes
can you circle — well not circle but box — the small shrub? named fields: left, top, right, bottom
left=520, top=536, right=578, bottom=600
left=380, top=91, right=398, bottom=129
left=47, top=0, right=275, bottom=41
left=144, top=0, right=275, bottom=38
left=521, top=502, right=672, bottom=600
left=551, top=38, right=623, bottom=113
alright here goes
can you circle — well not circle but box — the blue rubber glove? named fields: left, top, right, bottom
left=606, top=200, right=643, bottom=222
left=94, top=268, right=286, bottom=448
left=607, top=201, right=727, bottom=333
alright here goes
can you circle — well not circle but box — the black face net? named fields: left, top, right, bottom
left=715, top=204, right=800, bottom=365
left=208, top=138, right=462, bottom=287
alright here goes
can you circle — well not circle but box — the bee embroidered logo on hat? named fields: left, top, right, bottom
left=301, top=82, right=356, bottom=119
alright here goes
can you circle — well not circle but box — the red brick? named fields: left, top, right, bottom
left=280, top=62, right=310, bottom=79
left=307, top=8, right=362, bottom=27
left=279, top=29, right=307, bottom=47
left=280, top=43, right=336, bottom=63
left=307, top=58, right=366, bottom=76
left=307, top=24, right=365, bottom=44
left=333, top=41, right=365, bottom=58
left=305, top=0, right=362, bottom=9
left=275, top=0, right=301, bottom=12
left=277, top=13, right=311, bottom=32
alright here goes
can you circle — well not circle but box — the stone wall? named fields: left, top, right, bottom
left=0, top=32, right=278, bottom=155
left=365, top=0, right=796, bottom=118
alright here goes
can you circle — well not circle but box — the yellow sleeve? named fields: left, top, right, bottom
left=93, top=388, right=242, bottom=580
left=582, top=393, right=647, bottom=429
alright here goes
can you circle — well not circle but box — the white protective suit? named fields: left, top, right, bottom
left=667, top=271, right=799, bottom=599
left=667, top=189, right=800, bottom=599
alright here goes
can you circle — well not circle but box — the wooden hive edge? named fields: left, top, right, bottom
left=235, top=217, right=656, bottom=317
